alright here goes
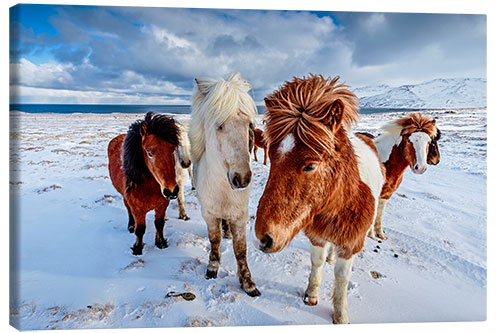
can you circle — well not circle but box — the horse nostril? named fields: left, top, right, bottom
left=415, top=165, right=419, bottom=171
left=181, top=160, right=191, bottom=169
left=163, top=188, right=172, bottom=198
left=260, top=234, right=274, bottom=252
left=232, top=174, right=242, bottom=188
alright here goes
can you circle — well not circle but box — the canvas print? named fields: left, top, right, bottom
left=9, top=4, right=486, bottom=330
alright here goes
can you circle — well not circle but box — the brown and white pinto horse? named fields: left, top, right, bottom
left=108, top=112, right=180, bottom=255
left=371, top=113, right=440, bottom=239
left=252, top=128, right=268, bottom=165
left=254, top=75, right=385, bottom=323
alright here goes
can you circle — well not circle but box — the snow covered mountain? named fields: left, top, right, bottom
left=353, top=78, right=486, bottom=109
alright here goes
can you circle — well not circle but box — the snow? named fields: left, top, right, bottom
left=9, top=108, right=486, bottom=329
left=354, top=78, right=486, bottom=109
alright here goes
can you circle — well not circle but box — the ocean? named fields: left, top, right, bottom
left=9, top=104, right=423, bottom=115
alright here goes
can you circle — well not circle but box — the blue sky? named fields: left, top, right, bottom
left=9, top=4, right=486, bottom=104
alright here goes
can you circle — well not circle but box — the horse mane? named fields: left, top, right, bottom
left=264, top=74, right=359, bottom=156
left=189, top=72, right=257, bottom=163
left=381, top=112, right=437, bottom=138
left=122, top=112, right=180, bottom=188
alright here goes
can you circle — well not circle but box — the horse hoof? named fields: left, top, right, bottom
left=205, top=269, right=218, bottom=279
left=332, top=314, right=350, bottom=324
left=128, top=225, right=134, bottom=233
left=155, top=239, right=168, bottom=249
left=246, top=288, right=261, bottom=297
left=131, top=245, right=143, bottom=256
left=303, top=294, right=318, bottom=306
left=179, top=215, right=190, bottom=221
left=377, top=233, right=387, bottom=240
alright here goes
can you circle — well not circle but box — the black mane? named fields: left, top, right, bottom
left=122, top=112, right=180, bottom=189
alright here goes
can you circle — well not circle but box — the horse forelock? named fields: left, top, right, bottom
left=384, top=112, right=437, bottom=138
left=189, top=72, right=257, bottom=163
left=264, top=74, right=359, bottom=156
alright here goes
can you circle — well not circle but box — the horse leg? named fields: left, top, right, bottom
left=304, top=244, right=327, bottom=305
left=221, top=219, right=232, bottom=239
left=177, top=173, right=189, bottom=221
left=326, top=242, right=336, bottom=264
left=253, top=146, right=258, bottom=162
left=154, top=201, right=169, bottom=249
left=188, top=165, right=195, bottom=190
left=332, top=256, right=354, bottom=324
left=374, top=199, right=388, bottom=240
left=229, top=218, right=260, bottom=297
left=131, top=210, right=146, bottom=255
left=124, top=199, right=135, bottom=233
left=205, top=214, right=222, bottom=279
left=263, top=147, right=268, bottom=166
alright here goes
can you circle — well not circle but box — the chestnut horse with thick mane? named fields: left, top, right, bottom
left=370, top=113, right=441, bottom=239
left=108, top=112, right=180, bottom=255
left=255, top=75, right=385, bottom=324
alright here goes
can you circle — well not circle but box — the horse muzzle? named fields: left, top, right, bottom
left=181, top=160, right=191, bottom=169
left=412, top=164, right=427, bottom=174
left=227, top=170, right=252, bottom=190
left=162, top=185, right=179, bottom=200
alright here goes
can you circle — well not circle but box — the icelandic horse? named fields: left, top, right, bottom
left=174, top=124, right=194, bottom=220
left=252, top=128, right=269, bottom=165
left=108, top=112, right=180, bottom=255
left=369, top=113, right=440, bottom=239
left=189, top=72, right=260, bottom=297
left=254, top=75, right=385, bottom=323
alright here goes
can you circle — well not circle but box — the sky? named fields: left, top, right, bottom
left=9, top=4, right=487, bottom=105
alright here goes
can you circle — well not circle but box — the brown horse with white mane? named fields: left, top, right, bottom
left=370, top=113, right=440, bottom=239
left=108, top=112, right=180, bottom=255
left=255, top=75, right=385, bottom=323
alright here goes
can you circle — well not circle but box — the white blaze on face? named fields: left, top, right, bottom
left=409, top=132, right=431, bottom=174
left=278, top=133, right=295, bottom=156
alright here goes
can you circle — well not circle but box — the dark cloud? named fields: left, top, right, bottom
left=9, top=5, right=487, bottom=104
left=334, top=12, right=486, bottom=68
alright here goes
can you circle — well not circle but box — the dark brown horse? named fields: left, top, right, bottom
left=108, top=112, right=180, bottom=255
left=254, top=75, right=385, bottom=323
left=252, top=128, right=268, bottom=165
left=371, top=113, right=440, bottom=239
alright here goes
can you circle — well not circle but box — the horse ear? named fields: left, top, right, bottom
left=264, top=97, right=275, bottom=109
left=327, top=99, right=344, bottom=130
left=195, top=77, right=216, bottom=95
left=139, top=121, right=148, bottom=137
left=431, top=119, right=436, bottom=125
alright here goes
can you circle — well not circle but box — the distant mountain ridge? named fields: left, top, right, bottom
left=353, top=78, right=486, bottom=109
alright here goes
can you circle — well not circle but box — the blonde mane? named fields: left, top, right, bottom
left=381, top=112, right=437, bottom=138
left=189, top=72, right=257, bottom=163
left=264, top=74, right=359, bottom=156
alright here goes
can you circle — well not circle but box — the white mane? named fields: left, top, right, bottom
left=189, top=72, right=257, bottom=163
left=374, top=119, right=404, bottom=163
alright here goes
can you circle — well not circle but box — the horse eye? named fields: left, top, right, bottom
left=303, top=163, right=318, bottom=172
left=217, top=124, right=224, bottom=131
left=249, top=122, right=254, bottom=129
left=147, top=151, right=153, bottom=158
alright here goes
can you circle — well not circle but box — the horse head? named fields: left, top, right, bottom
left=397, top=113, right=438, bottom=174
left=255, top=75, right=359, bottom=253
left=123, top=112, right=180, bottom=199
left=190, top=73, right=256, bottom=190
left=175, top=128, right=192, bottom=169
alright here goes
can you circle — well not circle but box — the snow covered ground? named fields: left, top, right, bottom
left=9, top=108, right=486, bottom=330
